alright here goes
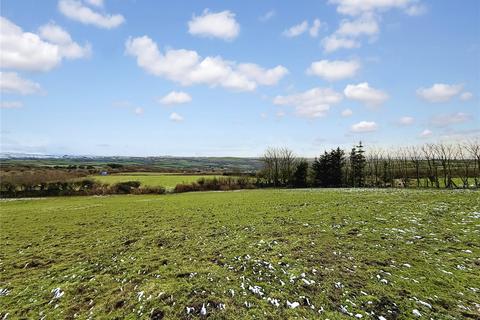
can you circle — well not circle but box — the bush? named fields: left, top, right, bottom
left=111, top=181, right=141, bottom=194
left=173, top=177, right=255, bottom=193
left=132, top=186, right=166, bottom=195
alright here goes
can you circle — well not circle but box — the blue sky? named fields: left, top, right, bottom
left=0, top=0, right=478, bottom=156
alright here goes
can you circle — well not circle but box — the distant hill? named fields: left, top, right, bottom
left=0, top=153, right=263, bottom=172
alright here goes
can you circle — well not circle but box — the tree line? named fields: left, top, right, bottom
left=258, top=141, right=480, bottom=189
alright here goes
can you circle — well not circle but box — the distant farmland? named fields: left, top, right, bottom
left=89, top=173, right=228, bottom=188
left=1, top=189, right=478, bottom=319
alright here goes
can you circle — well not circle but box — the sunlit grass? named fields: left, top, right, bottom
left=0, top=189, right=479, bottom=319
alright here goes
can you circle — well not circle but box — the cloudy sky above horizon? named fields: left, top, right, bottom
left=0, top=0, right=479, bottom=156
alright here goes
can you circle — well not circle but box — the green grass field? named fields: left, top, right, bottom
left=1, top=189, right=479, bottom=319
left=89, top=173, right=226, bottom=188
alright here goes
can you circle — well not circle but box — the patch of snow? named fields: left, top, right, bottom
left=51, top=288, right=64, bottom=299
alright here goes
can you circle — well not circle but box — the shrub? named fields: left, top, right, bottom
left=173, top=177, right=255, bottom=193
left=111, top=181, right=141, bottom=194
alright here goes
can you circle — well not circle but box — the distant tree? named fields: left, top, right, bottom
left=260, top=147, right=296, bottom=187
left=350, top=142, right=366, bottom=187
left=292, top=159, right=309, bottom=187
left=279, top=148, right=296, bottom=186
left=312, top=154, right=327, bottom=187
left=466, top=139, right=480, bottom=187
left=312, top=148, right=345, bottom=187
left=107, top=163, right=123, bottom=169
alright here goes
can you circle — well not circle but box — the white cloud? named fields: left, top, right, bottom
left=416, top=83, right=463, bottom=103
left=405, top=4, right=427, bottom=16
left=170, top=112, right=184, bottom=122
left=321, top=14, right=378, bottom=54
left=134, top=107, right=144, bottom=115
left=460, top=91, right=473, bottom=101
left=259, top=10, right=276, bottom=22
left=325, top=1, right=423, bottom=54
left=273, top=87, right=343, bottom=118
left=398, top=116, right=414, bottom=125
left=0, top=72, right=42, bottom=95
left=351, top=121, right=378, bottom=133
left=284, top=19, right=323, bottom=38
left=125, top=36, right=288, bottom=91
left=38, top=22, right=91, bottom=59
left=341, top=108, right=353, bottom=117
left=431, top=112, right=472, bottom=127
left=330, top=0, right=414, bottom=16
left=158, top=91, right=192, bottom=105
left=58, top=0, right=125, bottom=29
left=0, top=17, right=90, bottom=72
left=188, top=10, right=240, bottom=41
left=283, top=20, right=308, bottom=37
left=276, top=110, right=286, bottom=118
left=307, top=59, right=360, bottom=81
left=344, top=82, right=388, bottom=107
left=336, top=14, right=379, bottom=37
left=237, top=63, right=288, bottom=85
left=0, top=101, right=23, bottom=109
left=322, top=35, right=360, bottom=53
left=85, top=0, right=103, bottom=7
left=419, top=129, right=432, bottom=138
left=309, top=19, right=322, bottom=37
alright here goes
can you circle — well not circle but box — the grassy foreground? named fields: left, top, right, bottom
left=0, top=189, right=479, bottom=319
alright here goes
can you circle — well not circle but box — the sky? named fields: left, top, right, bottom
left=0, top=0, right=479, bottom=157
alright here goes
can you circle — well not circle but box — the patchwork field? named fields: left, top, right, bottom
left=88, top=173, right=226, bottom=188
left=0, top=189, right=479, bottom=319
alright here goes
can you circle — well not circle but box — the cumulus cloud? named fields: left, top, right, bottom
left=273, top=87, right=343, bottom=118
left=344, top=82, right=388, bottom=107
left=188, top=10, right=240, bottom=41
left=158, top=91, right=192, bottom=105
left=237, top=63, right=288, bottom=86
left=321, top=14, right=378, bottom=53
left=0, top=101, right=23, bottom=109
left=309, top=19, right=322, bottom=37
left=336, top=14, right=379, bottom=37
left=350, top=121, right=378, bottom=133
left=322, top=35, right=360, bottom=53
left=0, top=72, right=42, bottom=95
left=341, top=108, right=353, bottom=117
left=405, top=4, right=427, bottom=16
left=0, top=17, right=90, bottom=72
left=416, top=83, right=464, bottom=103
left=283, top=19, right=322, bottom=38
left=431, top=112, right=472, bottom=127
left=58, top=0, right=125, bottom=29
left=38, top=22, right=91, bottom=59
left=419, top=129, right=432, bottom=138
left=259, top=10, right=276, bottom=22
left=125, top=35, right=288, bottom=91
left=85, top=0, right=103, bottom=7
left=330, top=0, right=414, bottom=16
left=170, top=112, right=184, bottom=122
left=283, top=20, right=308, bottom=37
left=460, top=91, right=473, bottom=101
left=398, top=116, right=414, bottom=125
left=307, top=59, right=360, bottom=81
left=324, top=1, right=423, bottom=53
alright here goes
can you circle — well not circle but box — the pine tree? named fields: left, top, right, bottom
left=312, top=148, right=345, bottom=187
left=350, top=142, right=366, bottom=187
